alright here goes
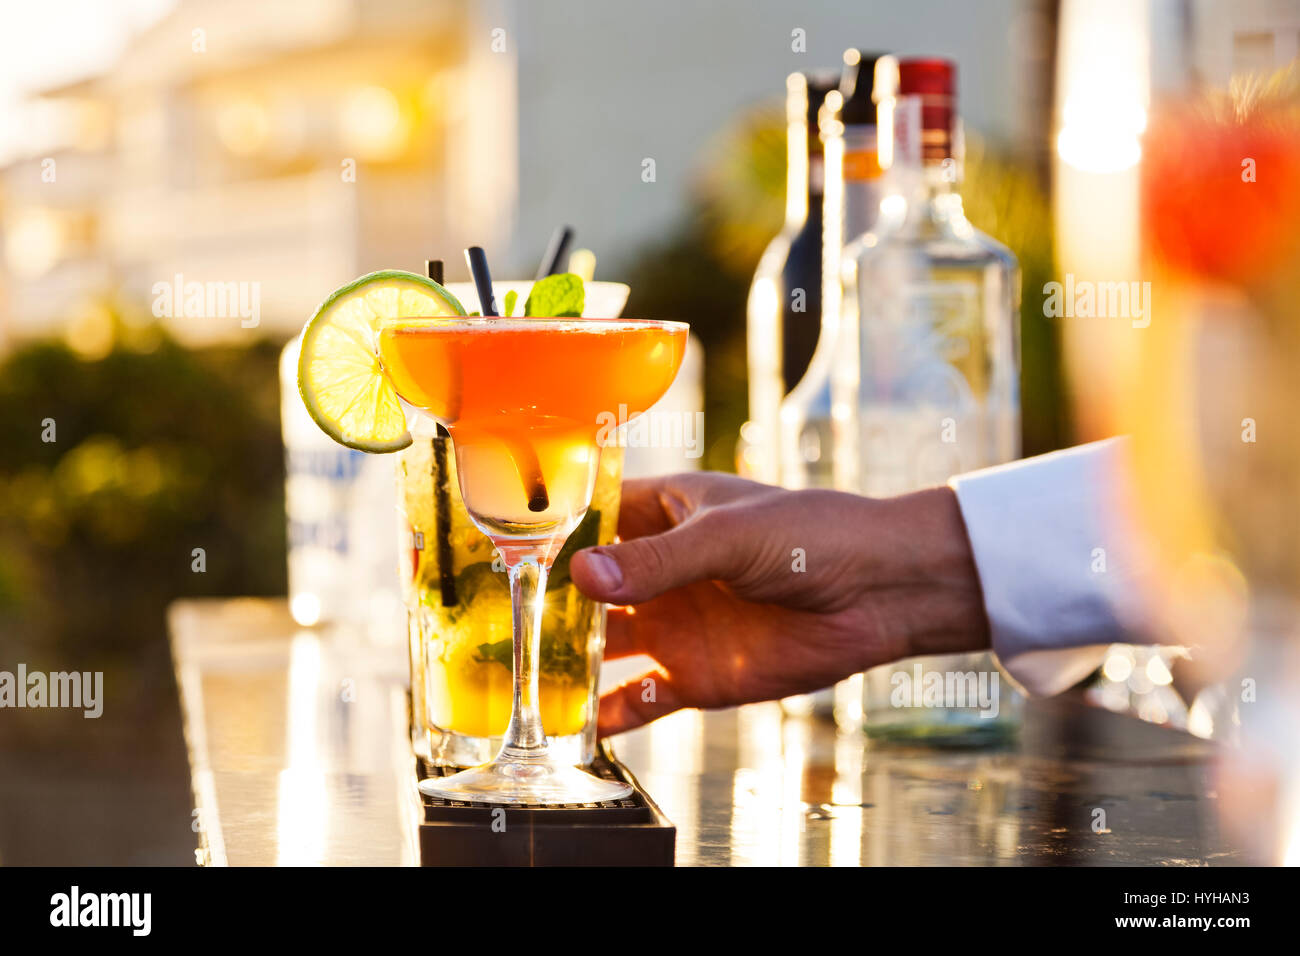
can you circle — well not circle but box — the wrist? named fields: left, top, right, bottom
left=877, top=485, right=991, bottom=660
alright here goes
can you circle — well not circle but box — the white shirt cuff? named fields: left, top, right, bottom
left=950, top=439, right=1156, bottom=696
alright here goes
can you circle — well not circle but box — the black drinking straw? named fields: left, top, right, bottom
left=535, top=225, right=574, bottom=280
left=463, top=246, right=550, bottom=513
left=425, top=259, right=458, bottom=607
left=465, top=246, right=499, bottom=316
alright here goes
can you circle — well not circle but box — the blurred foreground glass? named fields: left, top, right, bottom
left=1098, top=65, right=1300, bottom=861
left=398, top=437, right=622, bottom=767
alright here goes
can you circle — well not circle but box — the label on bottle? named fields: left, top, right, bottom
left=285, top=447, right=367, bottom=554
left=280, top=336, right=400, bottom=626
left=857, top=279, right=988, bottom=495
left=842, top=126, right=881, bottom=182
left=892, top=96, right=923, bottom=169
left=841, top=125, right=885, bottom=243
left=901, top=281, right=979, bottom=365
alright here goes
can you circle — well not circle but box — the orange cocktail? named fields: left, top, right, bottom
left=380, top=319, right=686, bottom=536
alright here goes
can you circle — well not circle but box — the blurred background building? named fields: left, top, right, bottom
left=3, top=0, right=481, bottom=343
left=3, top=0, right=1296, bottom=342
left=0, top=0, right=1053, bottom=345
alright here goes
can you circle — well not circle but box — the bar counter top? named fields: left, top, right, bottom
left=168, top=597, right=1240, bottom=866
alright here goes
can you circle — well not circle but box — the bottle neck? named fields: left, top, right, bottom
left=785, top=119, right=824, bottom=226
left=807, top=149, right=825, bottom=209
left=841, top=123, right=884, bottom=238
left=884, top=165, right=967, bottom=234
left=888, top=95, right=965, bottom=225
left=842, top=124, right=881, bottom=179
left=917, top=160, right=963, bottom=222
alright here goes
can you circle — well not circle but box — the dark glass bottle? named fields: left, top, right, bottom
left=745, top=70, right=838, bottom=483
left=781, top=51, right=895, bottom=492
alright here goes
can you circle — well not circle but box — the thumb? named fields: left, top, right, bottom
left=570, top=514, right=734, bottom=604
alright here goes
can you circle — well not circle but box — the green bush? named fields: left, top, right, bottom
left=0, top=326, right=286, bottom=683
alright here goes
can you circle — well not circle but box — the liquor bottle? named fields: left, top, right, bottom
left=780, top=51, right=895, bottom=492
left=279, top=335, right=402, bottom=634
left=744, top=70, right=838, bottom=484
left=834, top=59, right=1023, bottom=743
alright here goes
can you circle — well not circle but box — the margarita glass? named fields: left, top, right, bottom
left=379, top=316, right=688, bottom=804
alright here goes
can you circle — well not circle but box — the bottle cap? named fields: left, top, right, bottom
left=898, top=58, right=956, bottom=161
left=838, top=50, right=895, bottom=125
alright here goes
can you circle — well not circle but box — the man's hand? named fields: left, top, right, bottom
left=570, top=472, right=991, bottom=736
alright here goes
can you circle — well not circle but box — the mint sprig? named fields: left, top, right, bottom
left=524, top=273, right=584, bottom=317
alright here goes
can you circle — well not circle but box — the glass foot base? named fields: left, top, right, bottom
left=419, top=754, right=633, bottom=805
left=428, top=727, right=594, bottom=769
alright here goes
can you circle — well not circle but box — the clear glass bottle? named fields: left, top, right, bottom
left=745, top=70, right=837, bottom=485
left=279, top=334, right=401, bottom=634
left=834, top=59, right=1023, bottom=744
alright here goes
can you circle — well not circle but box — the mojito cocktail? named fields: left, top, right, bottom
left=399, top=437, right=622, bottom=767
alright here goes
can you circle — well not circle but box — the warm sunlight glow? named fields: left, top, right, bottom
left=1054, top=0, right=1149, bottom=174
left=6, top=208, right=62, bottom=277
left=1056, top=96, right=1146, bottom=174
left=276, top=632, right=326, bottom=865
left=215, top=98, right=271, bottom=156
left=341, top=85, right=408, bottom=160
left=290, top=593, right=322, bottom=627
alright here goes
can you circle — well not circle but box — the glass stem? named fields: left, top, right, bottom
left=500, top=548, right=550, bottom=757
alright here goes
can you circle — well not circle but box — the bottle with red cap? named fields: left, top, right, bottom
left=834, top=57, right=1023, bottom=744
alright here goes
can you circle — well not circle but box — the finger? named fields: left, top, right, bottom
left=601, top=605, right=641, bottom=660
left=600, top=602, right=674, bottom=659
left=615, top=472, right=772, bottom=540
left=596, top=669, right=687, bottom=737
left=570, top=514, right=733, bottom=604
left=615, top=476, right=686, bottom=540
